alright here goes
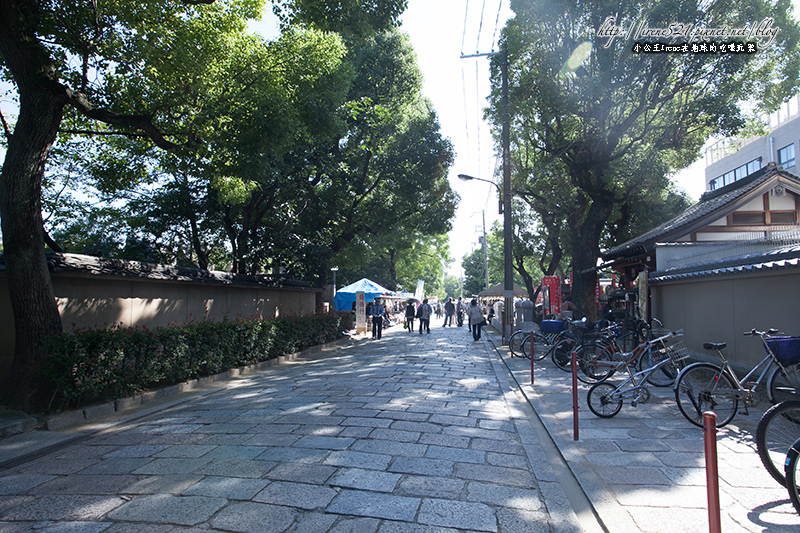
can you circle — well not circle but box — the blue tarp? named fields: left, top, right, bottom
left=333, top=278, right=392, bottom=311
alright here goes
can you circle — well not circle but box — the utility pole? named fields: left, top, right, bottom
left=482, top=211, right=489, bottom=292
left=501, top=40, right=513, bottom=343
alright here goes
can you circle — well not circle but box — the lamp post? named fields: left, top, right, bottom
left=458, top=172, right=513, bottom=344
left=331, top=267, right=339, bottom=296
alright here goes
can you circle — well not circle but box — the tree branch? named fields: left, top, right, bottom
left=66, top=89, right=179, bottom=149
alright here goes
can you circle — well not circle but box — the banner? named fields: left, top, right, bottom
left=414, top=280, right=425, bottom=302
left=356, top=291, right=366, bottom=334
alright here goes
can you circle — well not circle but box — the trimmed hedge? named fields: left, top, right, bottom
left=44, top=312, right=354, bottom=410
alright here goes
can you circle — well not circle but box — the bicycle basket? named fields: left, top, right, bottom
left=653, top=340, right=690, bottom=363
left=541, top=320, right=565, bottom=333
left=766, top=336, right=800, bottom=363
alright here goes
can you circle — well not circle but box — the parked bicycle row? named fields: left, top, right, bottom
left=509, top=316, right=800, bottom=514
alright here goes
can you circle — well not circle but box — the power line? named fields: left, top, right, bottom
left=491, top=0, right=504, bottom=52
left=460, top=0, right=470, bottom=56
left=476, top=0, right=488, bottom=53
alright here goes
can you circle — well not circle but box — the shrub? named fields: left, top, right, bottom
left=44, top=312, right=353, bottom=410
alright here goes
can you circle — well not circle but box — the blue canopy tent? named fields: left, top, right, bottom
left=333, top=278, right=393, bottom=311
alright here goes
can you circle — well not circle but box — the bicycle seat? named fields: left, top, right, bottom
left=703, top=342, right=727, bottom=351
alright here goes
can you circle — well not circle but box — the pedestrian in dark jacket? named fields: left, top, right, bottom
left=405, top=300, right=416, bottom=333
left=370, top=298, right=385, bottom=339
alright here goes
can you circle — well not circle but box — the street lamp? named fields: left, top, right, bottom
left=331, top=267, right=339, bottom=296
left=457, top=172, right=513, bottom=343
left=458, top=174, right=503, bottom=215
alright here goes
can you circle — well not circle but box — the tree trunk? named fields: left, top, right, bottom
left=569, top=200, right=612, bottom=321
left=0, top=87, right=66, bottom=409
left=0, top=3, right=68, bottom=409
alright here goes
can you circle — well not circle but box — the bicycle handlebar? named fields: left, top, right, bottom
left=744, top=328, right=782, bottom=337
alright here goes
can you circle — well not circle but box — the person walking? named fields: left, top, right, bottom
left=443, top=297, right=455, bottom=327
left=370, top=298, right=385, bottom=339
left=405, top=300, right=416, bottom=333
left=456, top=297, right=464, bottom=327
left=417, top=298, right=432, bottom=334
left=467, top=298, right=485, bottom=341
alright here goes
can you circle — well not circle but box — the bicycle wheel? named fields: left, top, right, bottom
left=587, top=382, right=622, bottom=418
left=577, top=342, right=616, bottom=384
left=786, top=437, right=800, bottom=514
left=617, top=331, right=640, bottom=352
left=551, top=338, right=575, bottom=372
left=640, top=346, right=680, bottom=388
left=522, top=332, right=552, bottom=361
left=767, top=363, right=800, bottom=404
left=674, top=363, right=739, bottom=428
left=508, top=331, right=528, bottom=358
left=756, top=400, right=800, bottom=487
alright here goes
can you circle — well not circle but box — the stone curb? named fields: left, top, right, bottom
left=42, top=335, right=356, bottom=432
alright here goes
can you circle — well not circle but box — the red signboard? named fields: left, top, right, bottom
left=543, top=276, right=561, bottom=315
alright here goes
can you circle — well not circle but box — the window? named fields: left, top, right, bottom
left=709, top=158, right=763, bottom=191
left=778, top=144, right=796, bottom=169
left=731, top=212, right=766, bottom=225
left=772, top=211, right=797, bottom=224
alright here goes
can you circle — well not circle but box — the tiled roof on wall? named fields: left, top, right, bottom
left=0, top=252, right=315, bottom=289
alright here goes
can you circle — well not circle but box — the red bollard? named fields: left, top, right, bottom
left=704, top=412, right=721, bottom=533
left=572, top=350, right=579, bottom=441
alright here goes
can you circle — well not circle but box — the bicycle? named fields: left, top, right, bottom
left=755, top=400, right=800, bottom=487
left=508, top=328, right=551, bottom=361
left=786, top=436, right=800, bottom=514
left=674, top=330, right=800, bottom=428
left=577, top=321, right=680, bottom=387
left=587, top=333, right=688, bottom=418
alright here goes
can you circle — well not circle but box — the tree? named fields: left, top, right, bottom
left=489, top=0, right=800, bottom=318
left=0, top=0, right=412, bottom=409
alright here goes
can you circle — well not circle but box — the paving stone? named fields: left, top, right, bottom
left=256, top=447, right=329, bottom=464
left=253, top=480, right=338, bottom=510
left=196, top=459, right=276, bottom=478
left=79, top=458, right=153, bottom=475
left=0, top=475, right=55, bottom=495
left=294, top=435, right=355, bottom=450
left=324, top=450, right=392, bottom=470
left=388, top=457, right=453, bottom=477
left=109, top=494, right=226, bottom=525
left=131, top=458, right=212, bottom=475
left=266, top=463, right=337, bottom=484
left=351, top=439, right=427, bottom=458
left=453, top=463, right=535, bottom=488
left=2, top=495, right=126, bottom=521
left=102, top=445, right=171, bottom=458
left=417, top=498, right=497, bottom=532
left=290, top=511, right=339, bottom=533
left=209, top=501, right=296, bottom=533
left=495, top=507, right=552, bottom=533
left=326, top=490, right=420, bottom=522
left=29, top=474, right=135, bottom=495
left=152, top=445, right=217, bottom=458
left=122, top=475, right=204, bottom=495
left=328, top=516, right=382, bottom=533
left=425, top=445, right=485, bottom=464
left=466, top=481, right=543, bottom=511
left=181, top=476, right=269, bottom=500
left=329, top=468, right=402, bottom=492
left=395, top=475, right=465, bottom=499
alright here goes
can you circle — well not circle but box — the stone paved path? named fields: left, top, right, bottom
left=0, top=324, right=580, bottom=532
